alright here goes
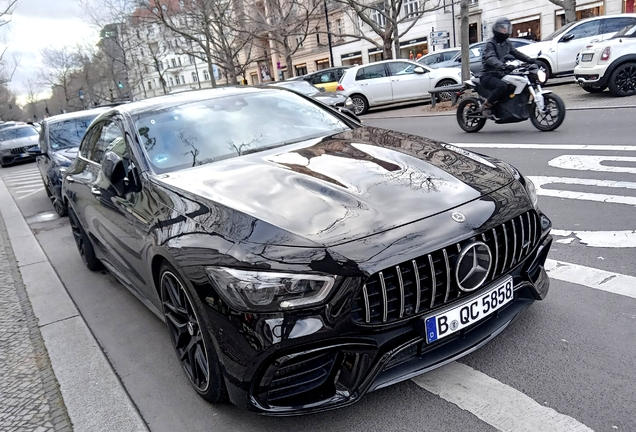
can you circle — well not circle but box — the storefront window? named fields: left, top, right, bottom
left=295, top=64, right=308, bottom=76
left=556, top=5, right=604, bottom=29
left=399, top=43, right=427, bottom=60
left=513, top=19, right=541, bottom=41
left=369, top=51, right=384, bottom=63
left=316, top=59, right=330, bottom=70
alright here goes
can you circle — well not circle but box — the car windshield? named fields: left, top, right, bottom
left=611, top=23, right=636, bottom=38
left=543, top=21, right=577, bottom=41
left=48, top=115, right=98, bottom=150
left=272, top=81, right=318, bottom=95
left=134, top=90, right=350, bottom=173
left=0, top=126, right=38, bottom=141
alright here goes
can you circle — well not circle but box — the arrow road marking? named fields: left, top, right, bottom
left=528, top=176, right=636, bottom=207
left=412, top=362, right=593, bottom=432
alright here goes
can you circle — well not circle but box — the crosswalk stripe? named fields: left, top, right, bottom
left=7, top=179, right=43, bottom=186
left=16, top=187, right=44, bottom=200
left=5, top=169, right=39, bottom=177
left=412, top=362, right=592, bottom=432
left=552, top=229, right=636, bottom=248
left=5, top=173, right=40, bottom=179
left=545, top=259, right=636, bottom=299
left=13, top=184, right=44, bottom=190
left=529, top=176, right=636, bottom=207
left=452, top=143, right=636, bottom=151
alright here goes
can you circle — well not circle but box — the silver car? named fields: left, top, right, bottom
left=0, top=124, right=40, bottom=167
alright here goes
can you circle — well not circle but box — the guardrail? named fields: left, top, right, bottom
left=428, top=83, right=465, bottom=108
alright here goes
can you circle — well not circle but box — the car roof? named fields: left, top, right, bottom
left=0, top=124, right=38, bottom=133
left=44, top=106, right=114, bottom=125
left=307, top=66, right=349, bottom=75
left=422, top=48, right=460, bottom=55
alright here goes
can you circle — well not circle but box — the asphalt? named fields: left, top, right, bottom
left=0, top=79, right=636, bottom=432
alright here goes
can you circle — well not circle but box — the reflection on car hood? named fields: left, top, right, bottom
left=52, top=147, right=79, bottom=160
left=0, top=135, right=38, bottom=150
left=312, top=92, right=347, bottom=105
left=155, top=127, right=513, bottom=247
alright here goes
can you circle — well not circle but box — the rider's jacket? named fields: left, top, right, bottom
left=481, top=37, right=533, bottom=78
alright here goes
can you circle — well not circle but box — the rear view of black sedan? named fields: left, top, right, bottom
left=61, top=87, right=552, bottom=415
left=31, top=107, right=112, bottom=216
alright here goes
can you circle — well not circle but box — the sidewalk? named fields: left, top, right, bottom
left=0, top=175, right=149, bottom=432
left=360, top=79, right=636, bottom=119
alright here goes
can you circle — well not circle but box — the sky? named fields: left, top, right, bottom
left=2, top=0, right=100, bottom=104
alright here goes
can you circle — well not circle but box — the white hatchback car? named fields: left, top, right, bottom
left=574, top=22, right=636, bottom=96
left=336, top=60, right=464, bottom=115
left=517, top=14, right=636, bottom=84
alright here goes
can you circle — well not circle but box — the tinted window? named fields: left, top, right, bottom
left=319, top=72, right=335, bottom=83
left=387, top=62, right=419, bottom=76
left=444, top=51, right=458, bottom=61
left=80, top=124, right=103, bottom=159
left=47, top=115, right=98, bottom=150
left=0, top=126, right=38, bottom=141
left=134, top=91, right=350, bottom=173
left=544, top=21, right=577, bottom=41
left=611, top=23, right=636, bottom=38
left=355, top=64, right=388, bottom=80
left=93, top=122, right=127, bottom=164
left=564, top=20, right=600, bottom=40
left=603, top=17, right=636, bottom=34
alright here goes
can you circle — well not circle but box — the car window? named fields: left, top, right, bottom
left=90, top=121, right=127, bottom=164
left=48, top=115, right=98, bottom=150
left=611, top=23, right=636, bottom=38
left=355, top=64, right=388, bottom=80
left=134, top=91, right=350, bottom=174
left=80, top=123, right=103, bottom=160
left=319, top=72, right=334, bottom=83
left=336, top=68, right=346, bottom=79
left=602, top=17, right=636, bottom=34
left=564, top=20, right=600, bottom=40
left=544, top=21, right=577, bottom=41
left=420, top=54, right=440, bottom=65
left=308, top=74, right=322, bottom=85
left=469, top=46, right=483, bottom=59
left=387, top=62, right=419, bottom=76
left=0, top=126, right=39, bottom=141
left=444, top=51, right=458, bottom=61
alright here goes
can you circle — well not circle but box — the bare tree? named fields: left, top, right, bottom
left=24, top=77, right=41, bottom=119
left=244, top=0, right=322, bottom=78
left=333, top=0, right=446, bottom=59
left=39, top=46, right=82, bottom=111
left=0, top=0, right=20, bottom=85
left=547, top=0, right=577, bottom=25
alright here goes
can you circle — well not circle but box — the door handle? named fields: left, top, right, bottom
left=91, top=187, right=101, bottom=197
left=66, top=175, right=74, bottom=183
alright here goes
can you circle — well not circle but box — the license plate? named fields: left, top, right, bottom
left=425, top=277, right=513, bottom=344
left=581, top=53, right=594, bottom=62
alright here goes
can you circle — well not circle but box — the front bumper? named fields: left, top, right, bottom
left=0, top=147, right=36, bottom=166
left=191, top=230, right=552, bottom=415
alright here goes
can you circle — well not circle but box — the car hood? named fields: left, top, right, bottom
left=0, top=135, right=38, bottom=150
left=52, top=147, right=79, bottom=161
left=155, top=127, right=513, bottom=247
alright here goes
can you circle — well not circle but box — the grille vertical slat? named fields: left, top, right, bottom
left=353, top=210, right=541, bottom=326
left=428, top=255, right=437, bottom=308
left=396, top=266, right=405, bottom=318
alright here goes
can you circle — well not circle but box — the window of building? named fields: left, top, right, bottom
left=468, top=0, right=478, bottom=5
left=158, top=60, right=164, bottom=71
left=169, top=77, right=174, bottom=86
left=402, top=0, right=420, bottom=18
left=192, top=71, right=198, bottom=82
left=203, top=69, right=210, bottom=80
left=181, top=75, right=185, bottom=84
left=336, top=18, right=344, bottom=35
left=171, top=58, right=177, bottom=68
left=316, top=31, right=321, bottom=45
left=147, top=81, right=153, bottom=89
left=178, top=57, right=182, bottom=66
left=175, top=76, right=181, bottom=85
left=295, top=64, right=308, bottom=76
left=296, top=35, right=304, bottom=48
left=189, top=55, right=195, bottom=65
left=371, top=4, right=386, bottom=27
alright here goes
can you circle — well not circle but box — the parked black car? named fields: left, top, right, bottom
left=62, top=87, right=552, bottom=415
left=30, top=107, right=111, bottom=216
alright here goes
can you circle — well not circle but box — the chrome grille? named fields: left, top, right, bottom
left=352, top=210, right=541, bottom=326
left=9, top=146, right=34, bottom=155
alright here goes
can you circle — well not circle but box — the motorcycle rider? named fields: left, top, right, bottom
left=480, top=17, right=535, bottom=119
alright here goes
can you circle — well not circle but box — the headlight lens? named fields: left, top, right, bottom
left=205, top=267, right=335, bottom=312
left=525, top=176, right=538, bottom=207
left=344, top=97, right=354, bottom=110
left=537, top=69, right=547, bottom=83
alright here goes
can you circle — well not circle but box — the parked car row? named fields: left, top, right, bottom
left=10, top=86, right=552, bottom=415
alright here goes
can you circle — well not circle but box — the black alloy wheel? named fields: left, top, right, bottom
left=68, top=208, right=102, bottom=271
left=608, top=62, right=636, bottom=97
left=456, top=97, right=487, bottom=133
left=350, top=94, right=369, bottom=115
left=435, top=79, right=457, bottom=102
left=159, top=263, right=226, bottom=403
left=530, top=93, right=566, bottom=132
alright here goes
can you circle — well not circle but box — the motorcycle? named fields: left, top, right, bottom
left=455, top=60, right=566, bottom=132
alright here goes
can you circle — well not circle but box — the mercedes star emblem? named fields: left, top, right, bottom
left=451, top=212, right=466, bottom=223
left=455, top=241, right=492, bottom=292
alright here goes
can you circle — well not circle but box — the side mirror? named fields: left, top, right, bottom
left=561, top=33, right=575, bottom=42
left=338, top=107, right=361, bottom=123
left=102, top=151, right=127, bottom=196
left=27, top=146, right=45, bottom=157
left=413, top=66, right=426, bottom=74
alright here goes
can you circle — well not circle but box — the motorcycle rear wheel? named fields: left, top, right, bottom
left=530, top=93, right=566, bottom=132
left=456, top=97, right=486, bottom=133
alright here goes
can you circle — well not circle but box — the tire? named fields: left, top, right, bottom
left=535, top=59, right=550, bottom=85
left=434, top=79, right=457, bottom=102
left=530, top=93, right=566, bottom=132
left=608, top=62, right=636, bottom=97
left=349, top=94, right=369, bottom=115
left=581, top=85, right=606, bottom=94
left=159, top=262, right=227, bottom=403
left=68, top=207, right=103, bottom=271
left=456, top=97, right=487, bottom=133
left=47, top=181, right=68, bottom=217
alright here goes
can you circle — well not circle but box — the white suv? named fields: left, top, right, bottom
left=336, top=60, right=464, bottom=115
left=518, top=14, right=636, bottom=84
left=574, top=22, right=636, bottom=96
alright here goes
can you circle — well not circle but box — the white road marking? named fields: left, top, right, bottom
left=545, top=259, right=636, bottom=299
left=528, top=176, right=636, bottom=206
left=548, top=155, right=636, bottom=174
left=412, top=362, right=593, bottom=432
left=16, top=187, right=44, bottom=200
left=452, top=143, right=636, bottom=151
left=5, top=174, right=41, bottom=181
left=5, top=170, right=39, bottom=178
left=7, top=180, right=43, bottom=187
left=551, top=229, right=636, bottom=248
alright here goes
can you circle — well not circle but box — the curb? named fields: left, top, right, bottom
left=361, top=103, right=636, bottom=120
left=0, top=175, right=149, bottom=432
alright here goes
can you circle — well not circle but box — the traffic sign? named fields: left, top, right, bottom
left=431, top=31, right=449, bottom=38
left=431, top=37, right=449, bottom=45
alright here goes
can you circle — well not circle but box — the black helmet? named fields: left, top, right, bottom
left=492, top=17, right=511, bottom=42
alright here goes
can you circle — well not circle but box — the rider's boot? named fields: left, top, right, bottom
left=481, top=101, right=495, bottom=120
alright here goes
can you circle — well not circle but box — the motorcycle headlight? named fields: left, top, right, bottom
left=537, top=69, right=547, bottom=83
left=344, top=97, right=354, bottom=110
left=205, top=267, right=336, bottom=312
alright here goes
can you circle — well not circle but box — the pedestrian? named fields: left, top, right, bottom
left=416, top=52, right=422, bottom=59
left=409, top=50, right=414, bottom=60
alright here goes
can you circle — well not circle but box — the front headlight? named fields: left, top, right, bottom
left=537, top=69, right=547, bottom=83
left=525, top=176, right=538, bottom=208
left=205, top=267, right=336, bottom=312
left=344, top=97, right=354, bottom=110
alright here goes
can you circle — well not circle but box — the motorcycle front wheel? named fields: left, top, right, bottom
left=530, top=93, right=566, bottom=131
left=456, top=97, right=486, bottom=133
